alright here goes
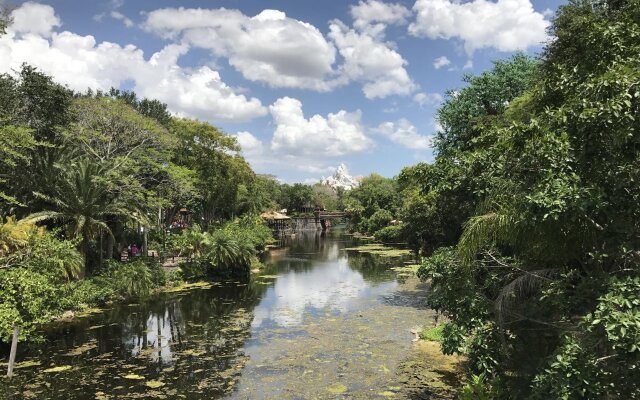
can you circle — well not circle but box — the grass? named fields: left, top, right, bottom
left=419, top=323, right=446, bottom=342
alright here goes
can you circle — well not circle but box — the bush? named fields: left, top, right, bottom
left=368, top=209, right=393, bottom=233
left=102, top=260, right=158, bottom=299
left=59, top=279, right=115, bottom=310
left=0, top=268, right=59, bottom=341
left=374, top=225, right=404, bottom=243
left=177, top=260, right=207, bottom=281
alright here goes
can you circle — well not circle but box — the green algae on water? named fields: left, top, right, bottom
left=344, top=244, right=412, bottom=257
left=327, top=383, right=348, bottom=394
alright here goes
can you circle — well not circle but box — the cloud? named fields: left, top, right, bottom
left=109, top=11, right=134, bottom=28
left=374, top=118, right=433, bottom=150
left=235, top=131, right=264, bottom=156
left=350, top=0, right=411, bottom=34
left=409, top=0, right=550, bottom=54
left=10, top=1, right=61, bottom=37
left=1, top=3, right=266, bottom=122
left=329, top=20, right=415, bottom=99
left=143, top=8, right=339, bottom=91
left=269, top=96, right=373, bottom=157
left=433, top=55, right=451, bottom=69
left=413, top=92, right=443, bottom=107
left=94, top=0, right=134, bottom=28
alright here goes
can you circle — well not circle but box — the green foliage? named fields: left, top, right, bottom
left=177, top=260, right=207, bottom=281
left=279, top=183, right=315, bottom=212
left=0, top=1, right=11, bottom=36
left=171, top=217, right=271, bottom=281
left=409, top=1, right=640, bottom=397
left=419, top=323, right=446, bottom=342
left=373, top=225, right=403, bottom=244
left=58, top=279, right=115, bottom=310
left=102, top=260, right=161, bottom=299
left=345, top=174, right=399, bottom=218
left=367, top=209, right=393, bottom=233
left=0, top=268, right=58, bottom=341
left=531, top=276, right=640, bottom=399
left=459, top=374, right=501, bottom=400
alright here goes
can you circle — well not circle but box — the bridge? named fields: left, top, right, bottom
left=316, top=211, right=347, bottom=218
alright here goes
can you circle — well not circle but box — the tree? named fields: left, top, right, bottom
left=345, top=174, right=399, bottom=217
left=169, top=118, right=251, bottom=226
left=0, top=65, right=75, bottom=217
left=0, top=1, right=12, bottom=36
left=26, top=159, right=140, bottom=275
left=414, top=0, right=640, bottom=396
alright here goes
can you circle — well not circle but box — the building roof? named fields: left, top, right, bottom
left=260, top=211, right=291, bottom=220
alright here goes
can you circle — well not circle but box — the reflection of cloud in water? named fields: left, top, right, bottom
left=252, top=244, right=397, bottom=328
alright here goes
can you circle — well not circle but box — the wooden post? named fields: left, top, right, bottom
left=7, top=325, right=20, bottom=377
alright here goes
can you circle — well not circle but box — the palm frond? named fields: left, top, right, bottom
left=494, top=268, right=556, bottom=325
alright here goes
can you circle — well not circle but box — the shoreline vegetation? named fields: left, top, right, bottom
left=1, top=0, right=640, bottom=398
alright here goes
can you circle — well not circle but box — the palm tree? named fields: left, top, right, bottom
left=26, top=158, right=136, bottom=276
left=206, top=232, right=240, bottom=270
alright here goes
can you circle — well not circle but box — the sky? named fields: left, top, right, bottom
left=0, top=0, right=564, bottom=183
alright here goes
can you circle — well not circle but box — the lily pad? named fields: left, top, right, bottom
left=145, top=380, right=166, bottom=388
left=123, top=374, right=145, bottom=380
left=1, top=359, right=41, bottom=369
left=43, top=365, right=73, bottom=373
left=327, top=383, right=348, bottom=394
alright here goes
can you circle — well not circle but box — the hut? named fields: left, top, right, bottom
left=260, top=211, right=291, bottom=231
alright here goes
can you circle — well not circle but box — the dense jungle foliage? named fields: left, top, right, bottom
left=0, top=62, right=339, bottom=344
left=399, top=0, right=640, bottom=397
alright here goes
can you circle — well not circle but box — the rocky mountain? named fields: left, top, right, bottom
left=321, top=164, right=360, bottom=191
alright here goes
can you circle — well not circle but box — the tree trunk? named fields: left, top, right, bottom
left=99, top=233, right=104, bottom=267
left=143, top=227, right=148, bottom=257
left=6, top=325, right=20, bottom=377
left=106, top=233, right=114, bottom=260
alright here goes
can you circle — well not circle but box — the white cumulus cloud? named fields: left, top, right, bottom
left=0, top=3, right=266, bottom=122
left=350, top=0, right=411, bottom=34
left=413, top=92, right=443, bottom=107
left=374, top=118, right=433, bottom=150
left=269, top=97, right=373, bottom=157
left=409, top=0, right=550, bottom=55
left=329, top=20, right=415, bottom=99
left=433, top=56, right=451, bottom=69
left=144, top=7, right=339, bottom=91
left=235, top=131, right=264, bottom=156
left=9, top=1, right=61, bottom=37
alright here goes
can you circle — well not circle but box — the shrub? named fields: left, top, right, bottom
left=177, top=260, right=207, bottom=281
left=374, top=225, right=404, bottom=243
left=368, top=209, right=393, bottom=233
left=59, top=279, right=115, bottom=310
left=0, top=268, right=59, bottom=341
left=103, top=260, right=157, bottom=299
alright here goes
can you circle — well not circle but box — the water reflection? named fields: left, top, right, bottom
left=253, top=232, right=397, bottom=328
left=0, top=229, right=408, bottom=399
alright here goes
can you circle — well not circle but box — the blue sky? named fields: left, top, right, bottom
left=1, top=0, right=564, bottom=182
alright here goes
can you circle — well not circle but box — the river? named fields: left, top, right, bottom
left=1, top=229, right=458, bottom=399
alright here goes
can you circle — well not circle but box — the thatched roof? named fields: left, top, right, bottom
left=260, top=211, right=290, bottom=220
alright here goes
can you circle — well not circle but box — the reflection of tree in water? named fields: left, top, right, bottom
left=347, top=252, right=399, bottom=283
left=1, top=282, right=271, bottom=399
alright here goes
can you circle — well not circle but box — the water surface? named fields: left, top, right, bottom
left=1, top=230, right=451, bottom=399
